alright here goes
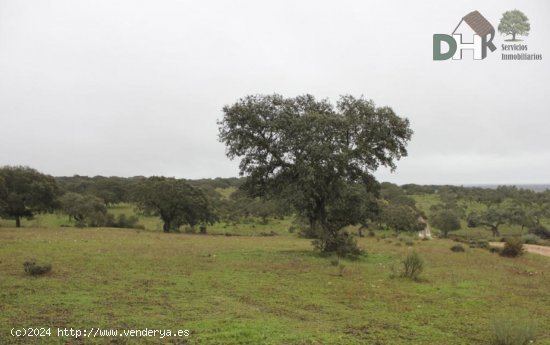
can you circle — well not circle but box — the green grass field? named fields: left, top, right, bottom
left=1, top=226, right=549, bottom=344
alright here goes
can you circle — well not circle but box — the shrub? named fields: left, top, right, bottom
left=400, top=252, right=424, bottom=280
left=522, top=234, right=541, bottom=245
left=450, top=244, right=465, bottom=252
left=23, top=261, right=52, bottom=276
left=312, top=232, right=364, bottom=260
left=330, top=257, right=340, bottom=266
left=491, top=316, right=536, bottom=345
left=500, top=238, right=525, bottom=257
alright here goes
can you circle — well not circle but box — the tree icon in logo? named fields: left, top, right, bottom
left=498, top=10, right=530, bottom=41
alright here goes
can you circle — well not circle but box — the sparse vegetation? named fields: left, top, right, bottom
left=399, top=252, right=424, bottom=280
left=491, top=315, right=536, bottom=345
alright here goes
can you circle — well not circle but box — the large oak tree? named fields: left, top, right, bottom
left=218, top=94, right=412, bottom=255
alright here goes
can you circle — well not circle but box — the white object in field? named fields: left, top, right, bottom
left=418, top=217, right=432, bottom=239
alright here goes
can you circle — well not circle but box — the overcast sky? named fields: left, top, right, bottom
left=1, top=0, right=549, bottom=184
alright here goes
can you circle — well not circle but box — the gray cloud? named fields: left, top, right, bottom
left=1, top=0, right=549, bottom=184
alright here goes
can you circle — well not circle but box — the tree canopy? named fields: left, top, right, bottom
left=498, top=10, right=530, bottom=41
left=430, top=208, right=461, bottom=237
left=134, top=177, right=216, bottom=232
left=218, top=94, right=413, bottom=255
left=0, top=166, right=59, bottom=227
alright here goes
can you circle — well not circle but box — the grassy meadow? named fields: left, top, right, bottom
left=1, top=225, right=550, bottom=344
left=1, top=191, right=550, bottom=344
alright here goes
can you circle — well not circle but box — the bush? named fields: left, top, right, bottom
left=23, top=261, right=52, bottom=276
left=450, top=244, right=465, bottom=252
left=400, top=252, right=424, bottom=280
left=500, top=238, right=524, bottom=257
left=313, top=232, right=364, bottom=260
left=491, top=316, right=536, bottom=345
left=522, top=234, right=541, bottom=245
left=528, top=224, right=550, bottom=239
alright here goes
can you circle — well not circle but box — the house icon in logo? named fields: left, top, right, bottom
left=434, top=11, right=497, bottom=60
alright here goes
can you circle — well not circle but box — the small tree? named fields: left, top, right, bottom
left=430, top=208, right=461, bottom=238
left=381, top=203, right=424, bottom=234
left=0, top=166, right=59, bottom=227
left=467, top=208, right=510, bottom=237
left=498, top=10, right=530, bottom=41
left=59, top=192, right=108, bottom=227
left=134, top=177, right=215, bottom=232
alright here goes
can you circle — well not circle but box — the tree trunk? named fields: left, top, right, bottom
left=16, top=216, right=21, bottom=228
left=512, top=33, right=516, bottom=41
left=163, top=221, right=170, bottom=233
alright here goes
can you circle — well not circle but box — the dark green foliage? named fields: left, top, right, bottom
left=430, top=208, right=461, bottom=237
left=134, top=177, right=216, bottom=232
left=380, top=182, right=417, bottom=207
left=381, top=203, right=424, bottom=234
left=500, top=238, right=525, bottom=257
left=528, top=224, right=550, bottom=239
left=56, top=175, right=143, bottom=205
left=450, top=244, right=465, bottom=252
left=218, top=94, right=412, bottom=255
left=0, top=166, right=59, bottom=227
left=225, top=189, right=291, bottom=224
left=313, top=231, right=364, bottom=260
left=23, top=260, right=52, bottom=276
left=400, top=252, right=424, bottom=280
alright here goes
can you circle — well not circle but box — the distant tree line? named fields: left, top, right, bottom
left=1, top=166, right=549, bottom=243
